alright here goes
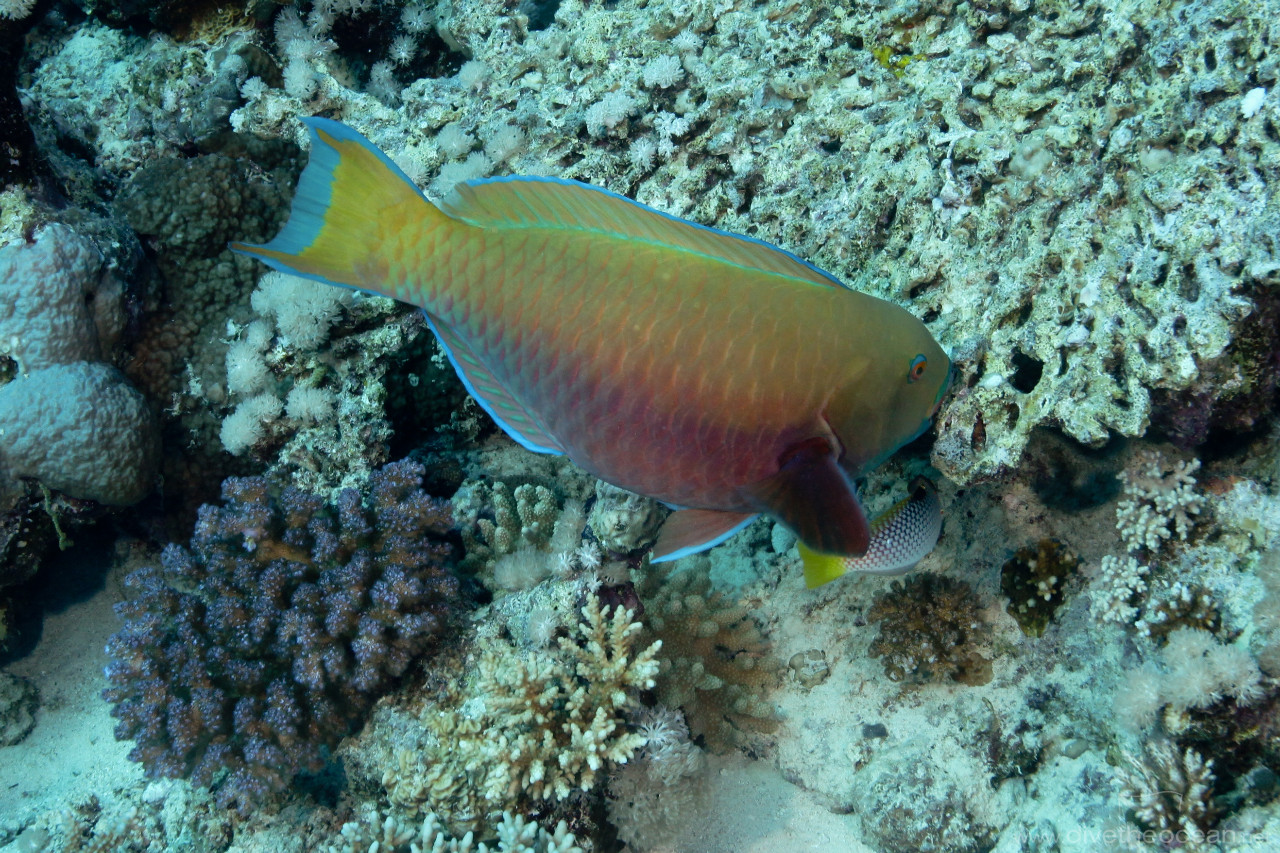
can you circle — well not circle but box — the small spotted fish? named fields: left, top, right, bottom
left=231, top=119, right=950, bottom=568
left=797, top=477, right=943, bottom=587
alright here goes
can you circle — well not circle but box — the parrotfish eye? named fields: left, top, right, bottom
left=907, top=354, right=928, bottom=383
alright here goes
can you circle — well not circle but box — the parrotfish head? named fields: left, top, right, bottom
left=832, top=310, right=950, bottom=473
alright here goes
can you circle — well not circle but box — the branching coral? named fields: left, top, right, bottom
left=453, top=481, right=587, bottom=587
left=1092, top=554, right=1151, bottom=625
left=866, top=574, right=993, bottom=686
left=326, top=808, right=582, bottom=853
left=1116, top=740, right=1218, bottom=851
left=1115, top=449, right=1205, bottom=553
left=383, top=598, right=659, bottom=831
left=103, top=459, right=459, bottom=812
left=637, top=560, right=780, bottom=752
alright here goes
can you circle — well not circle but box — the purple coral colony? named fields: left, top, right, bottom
left=3, top=0, right=1280, bottom=852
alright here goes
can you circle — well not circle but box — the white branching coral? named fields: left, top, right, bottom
left=1091, top=554, right=1150, bottom=624
left=384, top=600, right=660, bottom=828
left=1115, top=450, right=1204, bottom=552
left=1116, top=741, right=1217, bottom=851
left=326, top=808, right=582, bottom=853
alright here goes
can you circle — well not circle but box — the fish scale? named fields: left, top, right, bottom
left=232, top=118, right=949, bottom=568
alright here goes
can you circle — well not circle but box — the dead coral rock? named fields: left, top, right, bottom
left=0, top=671, right=36, bottom=746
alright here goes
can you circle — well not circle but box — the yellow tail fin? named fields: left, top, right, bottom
left=230, top=118, right=445, bottom=295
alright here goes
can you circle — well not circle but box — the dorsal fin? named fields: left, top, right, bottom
left=423, top=311, right=565, bottom=455
left=440, top=176, right=848, bottom=290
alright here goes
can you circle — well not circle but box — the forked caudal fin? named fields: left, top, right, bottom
left=229, top=117, right=445, bottom=294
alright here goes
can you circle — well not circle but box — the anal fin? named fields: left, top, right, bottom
left=424, top=311, right=564, bottom=455
left=651, top=510, right=758, bottom=562
left=747, top=436, right=870, bottom=557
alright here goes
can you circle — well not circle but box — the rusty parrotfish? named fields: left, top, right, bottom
left=231, top=118, right=949, bottom=575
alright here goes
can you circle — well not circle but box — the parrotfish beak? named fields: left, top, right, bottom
left=929, top=364, right=954, bottom=418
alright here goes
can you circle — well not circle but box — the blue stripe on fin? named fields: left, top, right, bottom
left=422, top=310, right=564, bottom=455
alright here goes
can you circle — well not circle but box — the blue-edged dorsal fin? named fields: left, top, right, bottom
left=439, top=176, right=849, bottom=290
left=423, top=311, right=565, bottom=455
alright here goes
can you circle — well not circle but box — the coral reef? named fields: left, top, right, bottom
left=326, top=808, right=583, bottom=853
left=7, top=0, right=1280, bottom=849
left=0, top=223, right=158, bottom=508
left=999, top=538, right=1080, bottom=637
left=866, top=574, right=993, bottom=686
left=103, top=459, right=459, bottom=812
left=213, top=0, right=1280, bottom=486
left=0, top=671, right=36, bottom=746
left=381, top=597, right=658, bottom=832
left=637, top=559, right=780, bottom=751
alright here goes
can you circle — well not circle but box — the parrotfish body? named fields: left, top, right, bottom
left=232, top=119, right=949, bottom=566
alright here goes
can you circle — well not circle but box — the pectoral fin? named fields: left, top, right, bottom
left=748, top=437, right=870, bottom=557
left=651, top=509, right=758, bottom=562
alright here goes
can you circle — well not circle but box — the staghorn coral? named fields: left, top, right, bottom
left=383, top=598, right=658, bottom=831
left=326, top=808, right=582, bottom=853
left=867, top=574, right=993, bottom=686
left=103, top=459, right=459, bottom=812
left=637, top=559, right=780, bottom=752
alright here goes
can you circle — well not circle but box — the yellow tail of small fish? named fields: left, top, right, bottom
left=230, top=117, right=446, bottom=296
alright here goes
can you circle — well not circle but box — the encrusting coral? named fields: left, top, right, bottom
left=103, top=459, right=459, bottom=812
left=383, top=597, right=659, bottom=831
